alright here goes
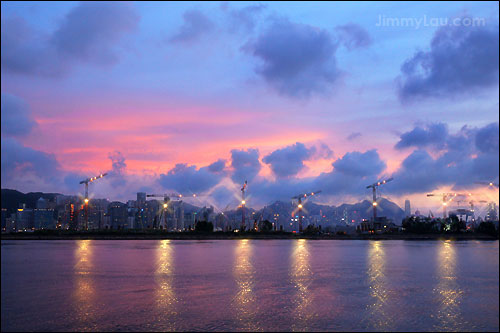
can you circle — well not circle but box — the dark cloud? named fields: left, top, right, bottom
left=246, top=149, right=386, bottom=203
left=332, top=150, right=386, bottom=177
left=346, top=132, right=362, bottom=141
left=2, top=2, right=139, bottom=77
left=169, top=10, right=215, bottom=44
left=263, top=142, right=316, bottom=178
left=475, top=122, right=499, bottom=153
left=247, top=177, right=315, bottom=204
left=230, top=148, right=261, bottom=184
left=244, top=18, right=340, bottom=98
left=159, top=162, right=224, bottom=194
left=224, top=3, right=266, bottom=33
left=398, top=18, right=499, bottom=101
left=1, top=133, right=112, bottom=195
left=388, top=122, right=499, bottom=194
left=108, top=151, right=127, bottom=187
left=1, top=16, right=65, bottom=77
left=335, top=23, right=372, bottom=50
left=395, top=123, right=449, bottom=150
left=51, top=2, right=139, bottom=65
left=63, top=171, right=91, bottom=193
left=207, top=159, right=226, bottom=173
left=388, top=149, right=455, bottom=194
left=1, top=93, right=37, bottom=137
left=1, top=137, right=61, bottom=188
left=314, top=143, right=334, bottom=159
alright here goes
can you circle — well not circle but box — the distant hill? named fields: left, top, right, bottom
left=1, top=188, right=405, bottom=222
left=258, top=198, right=404, bottom=223
left=1, top=189, right=62, bottom=214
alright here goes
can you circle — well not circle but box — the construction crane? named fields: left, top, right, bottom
left=475, top=181, right=499, bottom=188
left=79, top=172, right=107, bottom=230
left=291, top=190, right=322, bottom=232
left=240, top=181, right=247, bottom=231
left=146, top=193, right=198, bottom=230
left=366, top=177, right=393, bottom=221
left=455, top=193, right=488, bottom=215
left=469, top=199, right=487, bottom=221
left=426, top=193, right=460, bottom=219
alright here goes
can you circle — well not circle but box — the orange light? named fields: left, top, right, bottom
left=372, top=202, right=377, bottom=206
left=298, top=204, right=303, bottom=209
left=241, top=200, right=246, bottom=205
left=490, top=182, right=494, bottom=186
left=84, top=198, right=89, bottom=204
left=163, top=203, right=168, bottom=209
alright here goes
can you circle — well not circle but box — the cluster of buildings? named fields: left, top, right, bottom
left=0, top=192, right=220, bottom=233
left=1, top=194, right=498, bottom=234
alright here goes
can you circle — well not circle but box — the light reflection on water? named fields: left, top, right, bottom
left=291, top=239, right=313, bottom=331
left=233, top=239, right=260, bottom=331
left=434, top=240, right=466, bottom=331
left=365, top=241, right=394, bottom=331
left=155, top=240, right=177, bottom=330
left=1, top=240, right=498, bottom=332
left=73, top=240, right=97, bottom=331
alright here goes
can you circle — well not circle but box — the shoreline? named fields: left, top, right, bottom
left=1, top=232, right=497, bottom=241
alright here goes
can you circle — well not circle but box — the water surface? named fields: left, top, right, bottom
left=1, top=240, right=498, bottom=331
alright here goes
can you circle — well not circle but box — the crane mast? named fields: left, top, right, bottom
left=366, top=178, right=393, bottom=221
left=241, top=181, right=247, bottom=231
left=79, top=172, right=107, bottom=230
left=291, top=190, right=322, bottom=232
left=146, top=193, right=199, bottom=230
left=426, top=192, right=458, bottom=219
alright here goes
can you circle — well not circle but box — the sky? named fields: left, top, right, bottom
left=1, top=1, right=499, bottom=214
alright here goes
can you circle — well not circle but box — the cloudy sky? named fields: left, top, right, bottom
left=1, top=1, right=499, bottom=213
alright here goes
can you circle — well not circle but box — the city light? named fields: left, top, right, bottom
left=2, top=1, right=498, bottom=331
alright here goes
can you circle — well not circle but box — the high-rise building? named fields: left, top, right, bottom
left=137, top=192, right=146, bottom=209
left=16, top=208, right=34, bottom=230
left=485, top=202, right=498, bottom=221
left=34, top=209, right=55, bottom=229
left=1, top=208, right=7, bottom=231
left=88, top=199, right=108, bottom=230
left=108, top=202, right=129, bottom=229
left=6, top=213, right=17, bottom=232
left=404, top=199, right=411, bottom=217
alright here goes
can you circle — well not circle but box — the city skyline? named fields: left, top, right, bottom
left=1, top=1, right=499, bottom=211
left=1, top=3, right=498, bottom=332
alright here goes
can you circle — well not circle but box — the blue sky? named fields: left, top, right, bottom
left=1, top=1, right=499, bottom=212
